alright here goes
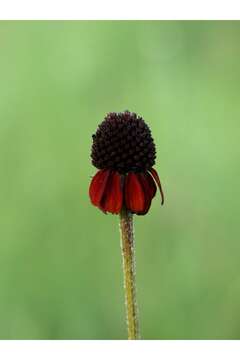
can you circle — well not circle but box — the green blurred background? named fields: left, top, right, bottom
left=0, top=21, right=240, bottom=339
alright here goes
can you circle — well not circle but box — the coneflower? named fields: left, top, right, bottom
left=89, top=111, right=164, bottom=339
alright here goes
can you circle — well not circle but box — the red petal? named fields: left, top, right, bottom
left=136, top=174, right=152, bottom=215
left=100, top=172, right=123, bottom=214
left=125, top=172, right=146, bottom=214
left=89, top=170, right=110, bottom=208
left=145, top=172, right=157, bottom=199
left=149, top=168, right=164, bottom=205
left=136, top=172, right=157, bottom=215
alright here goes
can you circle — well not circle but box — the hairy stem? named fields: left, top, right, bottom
left=119, top=207, right=140, bottom=340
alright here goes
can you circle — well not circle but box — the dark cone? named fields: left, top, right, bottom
left=91, top=111, right=156, bottom=174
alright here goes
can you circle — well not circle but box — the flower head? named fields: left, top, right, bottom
left=89, top=111, right=164, bottom=215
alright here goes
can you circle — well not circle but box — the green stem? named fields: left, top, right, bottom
left=119, top=207, right=140, bottom=340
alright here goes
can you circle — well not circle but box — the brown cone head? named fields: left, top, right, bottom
left=91, top=111, right=156, bottom=174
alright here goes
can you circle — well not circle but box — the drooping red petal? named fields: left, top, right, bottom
left=149, top=168, right=164, bottom=205
left=136, top=172, right=157, bottom=215
left=125, top=172, right=146, bottom=214
left=144, top=172, right=157, bottom=199
left=89, top=170, right=110, bottom=208
left=100, top=171, right=123, bottom=214
left=136, top=173, right=152, bottom=215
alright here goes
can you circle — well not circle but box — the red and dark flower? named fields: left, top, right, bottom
left=89, top=111, right=164, bottom=215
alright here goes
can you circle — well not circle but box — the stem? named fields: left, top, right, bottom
left=119, top=207, right=140, bottom=340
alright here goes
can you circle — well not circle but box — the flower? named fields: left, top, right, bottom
left=89, top=111, right=164, bottom=215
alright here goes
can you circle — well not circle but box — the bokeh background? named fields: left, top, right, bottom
left=0, top=21, right=240, bottom=339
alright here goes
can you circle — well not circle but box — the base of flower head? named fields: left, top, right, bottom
left=89, top=168, right=164, bottom=215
